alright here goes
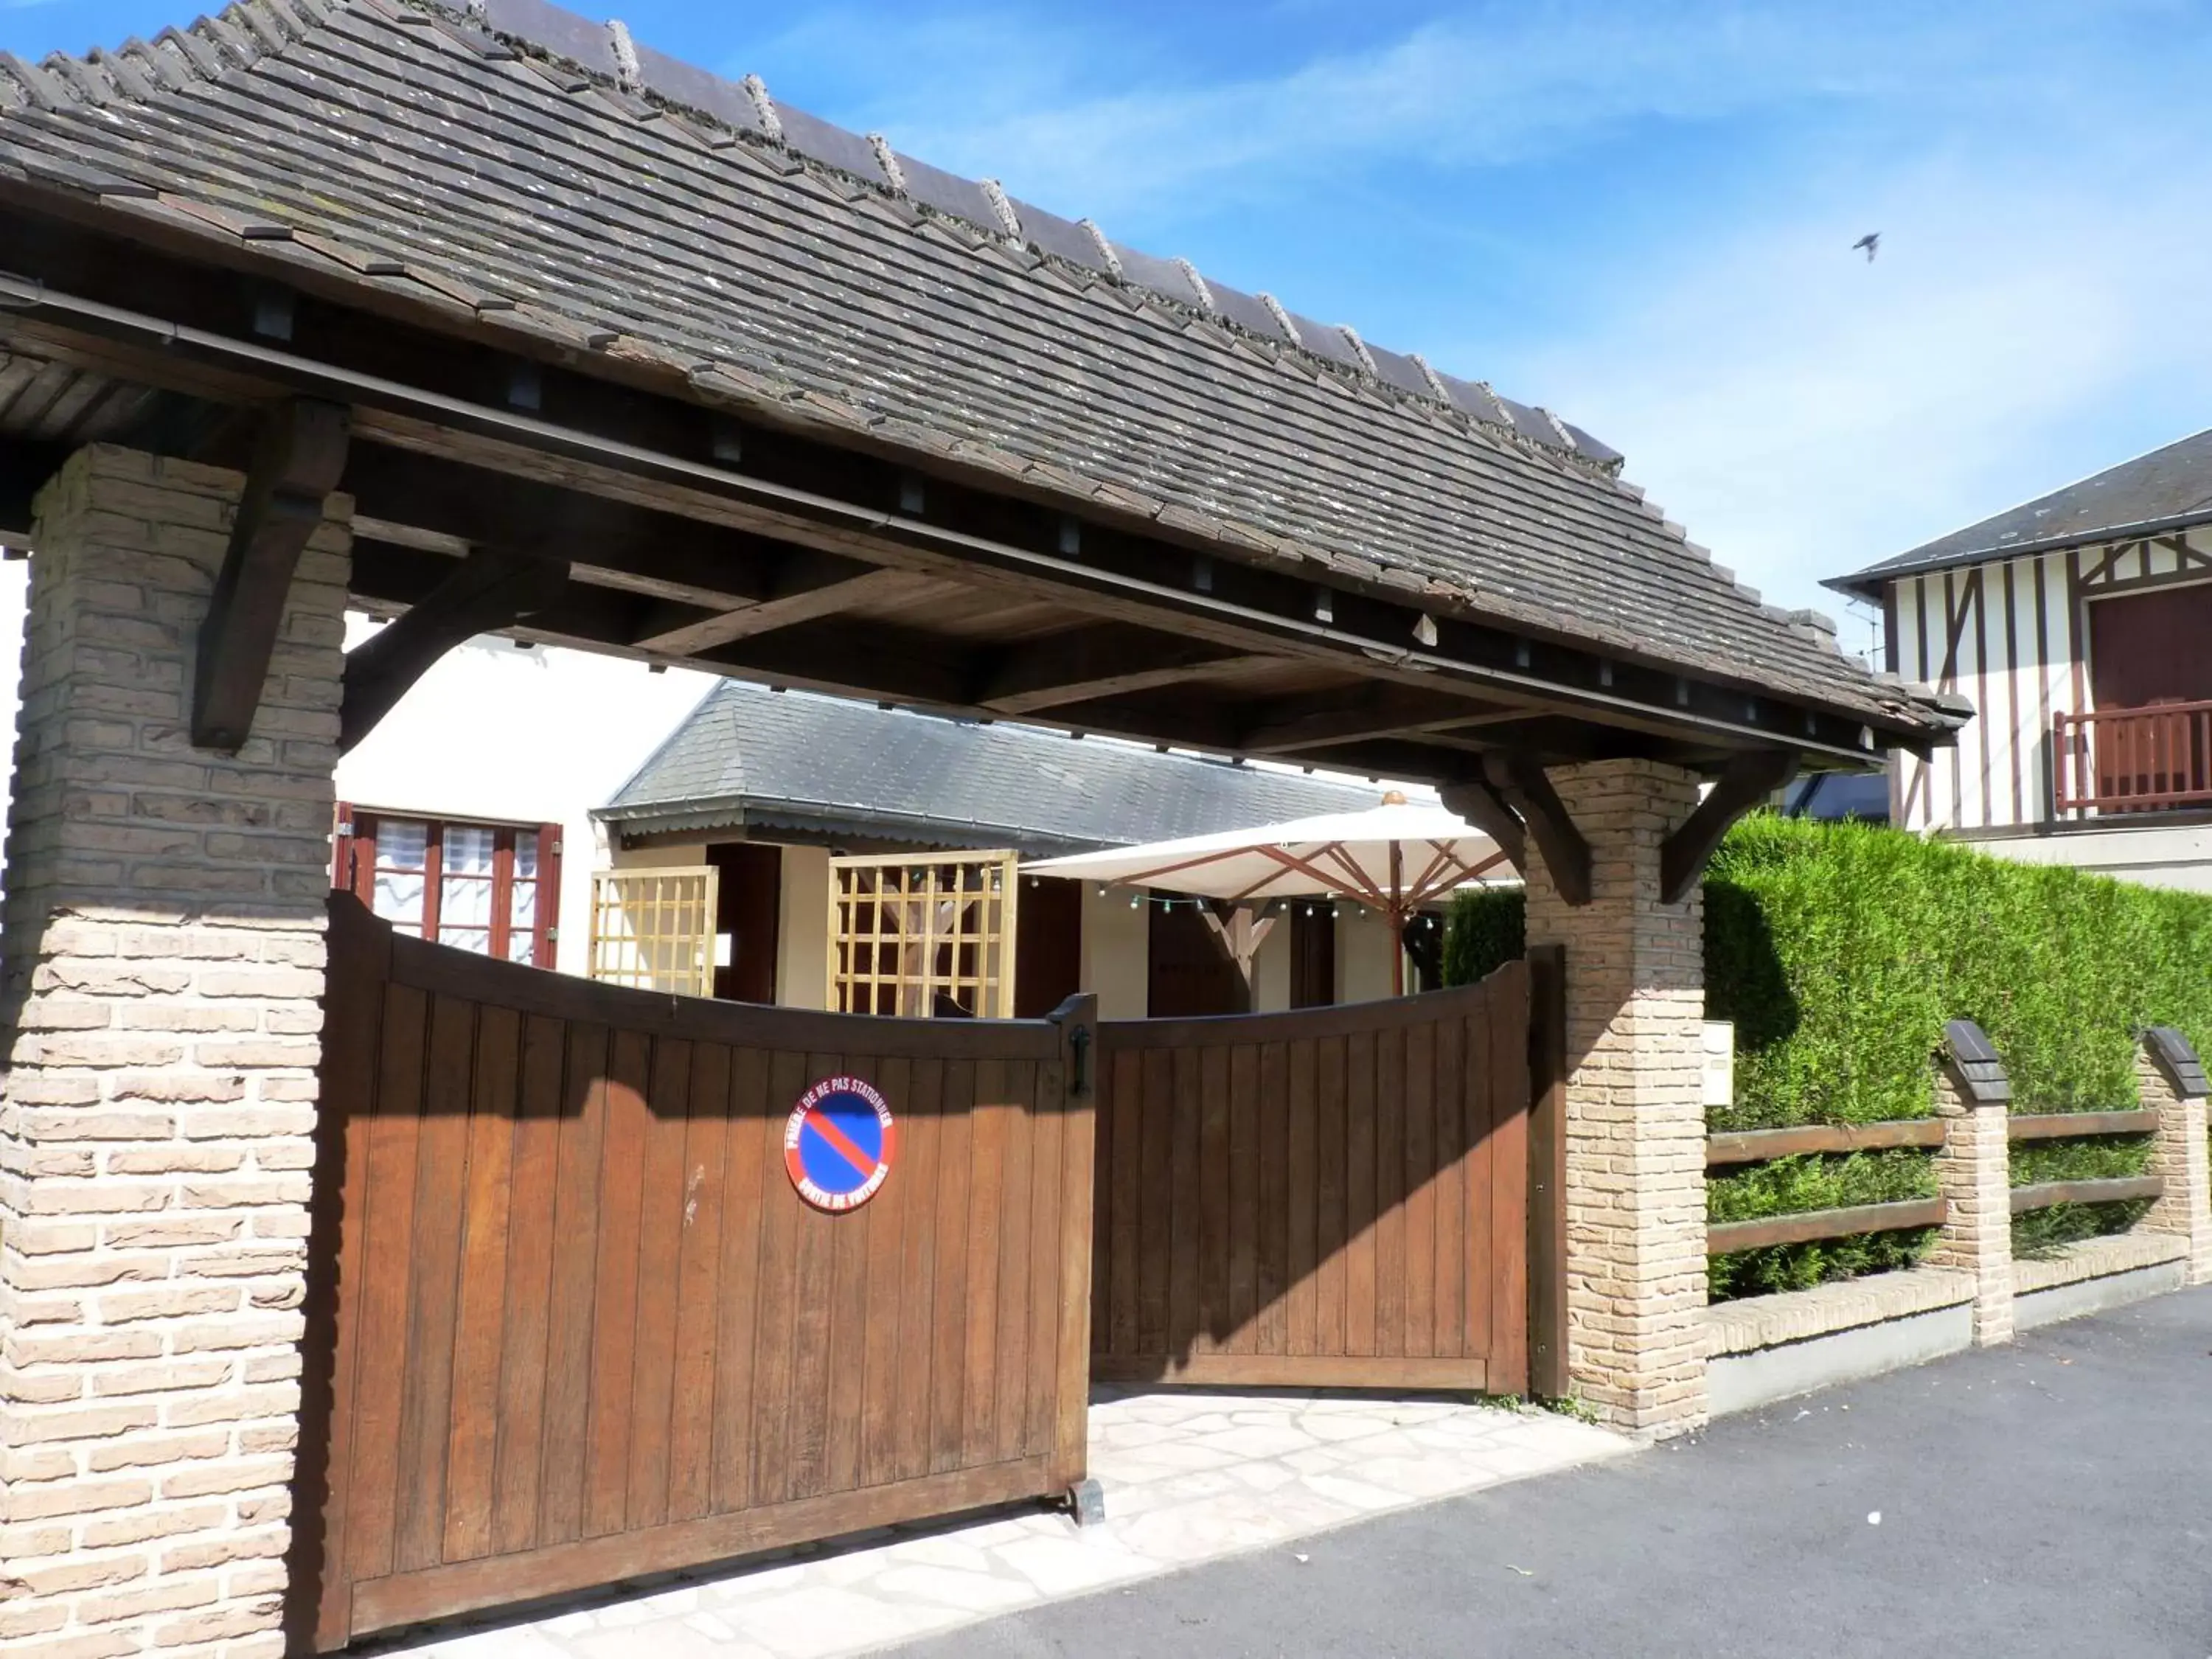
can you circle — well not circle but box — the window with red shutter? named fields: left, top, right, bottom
left=331, top=805, right=563, bottom=967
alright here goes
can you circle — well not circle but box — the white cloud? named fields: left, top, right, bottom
left=741, top=1, right=2185, bottom=223
left=1498, top=144, right=2212, bottom=622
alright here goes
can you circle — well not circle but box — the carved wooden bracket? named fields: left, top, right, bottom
left=1484, top=751, right=1592, bottom=908
left=338, top=549, right=569, bottom=752
left=1438, top=774, right=1526, bottom=874
left=192, top=399, right=351, bottom=752
left=1658, top=750, right=1801, bottom=903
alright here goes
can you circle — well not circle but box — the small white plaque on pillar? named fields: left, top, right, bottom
left=1702, top=1021, right=1735, bottom=1109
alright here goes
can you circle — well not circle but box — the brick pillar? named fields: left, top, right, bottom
left=0, top=446, right=349, bottom=1655
left=2138, top=1028, right=2211, bottom=1285
left=1522, top=759, right=1708, bottom=1439
left=1925, top=1021, right=2014, bottom=1346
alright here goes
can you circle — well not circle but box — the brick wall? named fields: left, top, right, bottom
left=1521, top=759, right=1708, bottom=1439
left=0, top=446, right=349, bottom=1656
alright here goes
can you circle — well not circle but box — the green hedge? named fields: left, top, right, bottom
left=1441, top=814, right=2212, bottom=1295
left=1440, top=886, right=1523, bottom=989
left=1702, top=815, right=2212, bottom=1129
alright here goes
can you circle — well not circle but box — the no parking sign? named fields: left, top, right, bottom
left=784, top=1076, right=896, bottom=1212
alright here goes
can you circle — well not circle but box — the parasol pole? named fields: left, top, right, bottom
left=1388, top=838, right=1405, bottom=998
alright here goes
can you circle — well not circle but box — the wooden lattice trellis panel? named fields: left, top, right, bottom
left=588, top=866, right=719, bottom=997
left=827, top=851, right=1020, bottom=1018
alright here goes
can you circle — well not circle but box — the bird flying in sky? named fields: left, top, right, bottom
left=1853, top=233, right=1880, bottom=262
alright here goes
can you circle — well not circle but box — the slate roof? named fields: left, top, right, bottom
left=0, top=0, right=1950, bottom=732
left=599, top=681, right=1408, bottom=857
left=1831, top=427, right=2212, bottom=599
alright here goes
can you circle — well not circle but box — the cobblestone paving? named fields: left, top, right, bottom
left=366, top=1391, right=1630, bottom=1659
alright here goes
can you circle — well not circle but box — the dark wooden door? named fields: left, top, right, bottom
left=1147, top=900, right=1245, bottom=1018
left=708, top=841, right=781, bottom=1004
left=1088, top=961, right=1542, bottom=1394
left=2088, top=583, right=2212, bottom=707
left=1290, top=905, right=1335, bottom=1009
left=296, top=897, right=1096, bottom=1649
left=1015, top=876, right=1083, bottom=1018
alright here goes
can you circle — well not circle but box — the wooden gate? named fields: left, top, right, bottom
left=1088, top=959, right=1554, bottom=1394
left=292, top=897, right=1096, bottom=1649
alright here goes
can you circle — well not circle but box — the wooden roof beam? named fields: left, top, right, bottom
left=1237, top=686, right=1532, bottom=755
left=341, top=549, right=568, bottom=751
left=630, top=560, right=934, bottom=655
left=341, top=442, right=782, bottom=612
left=349, top=542, right=981, bottom=711
left=977, top=625, right=1281, bottom=714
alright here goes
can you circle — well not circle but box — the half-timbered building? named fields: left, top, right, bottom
left=1831, top=428, right=2212, bottom=891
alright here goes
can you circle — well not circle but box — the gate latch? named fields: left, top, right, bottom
left=1067, top=1025, right=1091, bottom=1099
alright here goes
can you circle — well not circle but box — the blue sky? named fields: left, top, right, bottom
left=10, top=1, right=2212, bottom=653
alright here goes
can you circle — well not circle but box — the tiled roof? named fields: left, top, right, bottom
left=599, top=681, right=1406, bottom=856
left=1831, top=426, right=2212, bottom=597
left=0, top=0, right=1944, bottom=729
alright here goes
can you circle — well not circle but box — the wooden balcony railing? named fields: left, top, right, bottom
left=2053, top=700, right=2212, bottom=816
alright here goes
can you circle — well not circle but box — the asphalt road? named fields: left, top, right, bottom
left=901, top=1287, right=2212, bottom=1658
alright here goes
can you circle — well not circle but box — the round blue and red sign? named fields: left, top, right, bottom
left=784, top=1076, right=896, bottom=1213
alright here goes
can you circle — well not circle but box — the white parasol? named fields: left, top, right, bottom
left=1024, top=792, right=1512, bottom=997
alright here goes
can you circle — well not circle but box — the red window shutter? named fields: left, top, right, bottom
left=536, top=821, right=563, bottom=968
left=330, top=799, right=354, bottom=894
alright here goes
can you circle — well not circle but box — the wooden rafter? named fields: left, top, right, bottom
left=978, top=625, right=1279, bottom=714
left=343, top=442, right=786, bottom=611
left=1657, top=750, right=1799, bottom=903
left=192, top=398, right=349, bottom=752
left=1239, top=686, right=1531, bottom=754
left=339, top=549, right=569, bottom=752
left=632, top=563, right=933, bottom=655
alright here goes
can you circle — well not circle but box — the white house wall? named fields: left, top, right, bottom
left=1890, top=529, right=2212, bottom=835
left=333, top=625, right=716, bottom=973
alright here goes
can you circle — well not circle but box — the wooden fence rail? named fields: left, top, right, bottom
left=1708, top=1091, right=2168, bottom=1256
left=1708, top=1197, right=1947, bottom=1255
left=2006, top=1109, right=2160, bottom=1141
left=2010, top=1176, right=2164, bottom=1214
left=1706, top=1120, right=1946, bottom=1167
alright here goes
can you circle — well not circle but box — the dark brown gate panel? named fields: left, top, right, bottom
left=296, top=897, right=1096, bottom=1649
left=1088, top=964, right=1531, bottom=1394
